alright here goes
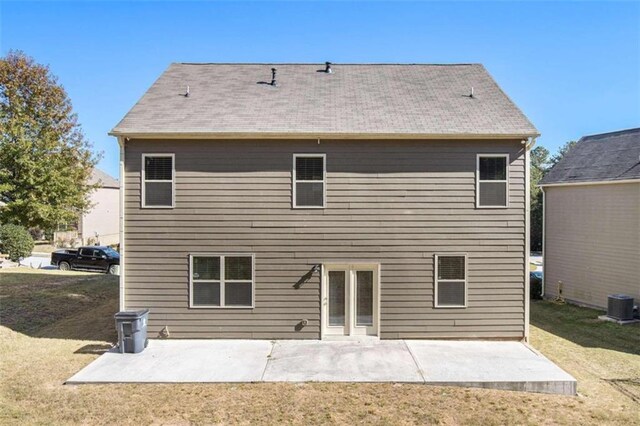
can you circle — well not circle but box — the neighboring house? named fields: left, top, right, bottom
left=540, top=128, right=640, bottom=309
left=110, top=63, right=538, bottom=340
left=52, top=169, right=119, bottom=246
left=80, top=169, right=120, bottom=246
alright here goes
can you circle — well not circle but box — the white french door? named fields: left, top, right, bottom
left=321, top=264, right=380, bottom=339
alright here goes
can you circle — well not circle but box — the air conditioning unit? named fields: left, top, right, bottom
left=607, top=294, right=634, bottom=321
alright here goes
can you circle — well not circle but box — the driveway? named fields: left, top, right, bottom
left=67, top=339, right=576, bottom=395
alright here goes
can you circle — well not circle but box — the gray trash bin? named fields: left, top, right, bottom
left=115, top=309, right=150, bottom=353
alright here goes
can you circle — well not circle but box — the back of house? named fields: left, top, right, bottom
left=540, top=128, right=640, bottom=309
left=111, top=63, right=538, bottom=340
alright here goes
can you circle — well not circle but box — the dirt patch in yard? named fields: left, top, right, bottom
left=1, top=269, right=639, bottom=425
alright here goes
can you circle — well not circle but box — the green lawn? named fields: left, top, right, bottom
left=1, top=268, right=639, bottom=425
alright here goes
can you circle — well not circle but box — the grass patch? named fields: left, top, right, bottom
left=0, top=269, right=118, bottom=340
left=1, top=269, right=639, bottom=424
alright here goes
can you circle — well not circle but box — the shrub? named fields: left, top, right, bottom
left=0, top=224, right=35, bottom=262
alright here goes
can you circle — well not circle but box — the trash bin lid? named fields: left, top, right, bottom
left=114, top=309, right=150, bottom=319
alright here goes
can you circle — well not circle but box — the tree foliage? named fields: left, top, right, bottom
left=0, top=51, right=100, bottom=232
left=549, top=140, right=578, bottom=167
left=0, top=223, right=34, bottom=262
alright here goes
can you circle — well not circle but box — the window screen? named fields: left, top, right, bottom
left=143, top=155, right=174, bottom=207
left=435, top=255, right=467, bottom=307
left=478, top=155, right=508, bottom=207
left=294, top=155, right=325, bottom=207
left=191, top=255, right=253, bottom=308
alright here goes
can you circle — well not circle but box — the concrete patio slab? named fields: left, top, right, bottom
left=406, top=341, right=576, bottom=395
left=263, top=340, right=423, bottom=382
left=67, top=339, right=577, bottom=395
left=66, top=340, right=272, bottom=383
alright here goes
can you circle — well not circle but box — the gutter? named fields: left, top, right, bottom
left=108, top=131, right=541, bottom=140
left=117, top=136, right=126, bottom=312
left=539, top=178, right=640, bottom=188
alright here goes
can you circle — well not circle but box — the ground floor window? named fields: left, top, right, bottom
left=189, top=254, right=254, bottom=308
left=434, top=254, right=467, bottom=308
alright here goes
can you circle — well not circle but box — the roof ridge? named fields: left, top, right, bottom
left=174, top=62, right=483, bottom=66
left=581, top=127, right=640, bottom=141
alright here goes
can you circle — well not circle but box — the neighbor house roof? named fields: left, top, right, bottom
left=89, top=169, right=119, bottom=189
left=110, top=63, right=538, bottom=139
left=540, top=128, right=640, bottom=186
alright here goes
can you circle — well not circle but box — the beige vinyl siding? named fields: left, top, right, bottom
left=124, top=139, right=526, bottom=339
left=544, top=182, right=640, bottom=309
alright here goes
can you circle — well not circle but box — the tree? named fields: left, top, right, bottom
left=549, top=140, right=578, bottom=167
left=0, top=223, right=34, bottom=262
left=0, top=51, right=100, bottom=233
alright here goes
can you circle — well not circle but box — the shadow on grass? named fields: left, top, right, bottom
left=531, top=300, right=640, bottom=356
left=0, top=270, right=119, bottom=343
left=74, top=343, right=114, bottom=354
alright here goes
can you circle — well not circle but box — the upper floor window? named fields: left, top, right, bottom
left=476, top=154, right=509, bottom=208
left=142, top=154, right=174, bottom=208
left=293, top=154, right=326, bottom=208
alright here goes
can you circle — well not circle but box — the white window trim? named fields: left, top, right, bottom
left=434, top=253, right=468, bottom=309
left=292, top=153, right=326, bottom=209
left=189, top=253, right=255, bottom=309
left=476, top=153, right=509, bottom=209
left=141, top=153, right=175, bottom=209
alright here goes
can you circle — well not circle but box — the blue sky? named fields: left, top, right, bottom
left=2, top=1, right=639, bottom=178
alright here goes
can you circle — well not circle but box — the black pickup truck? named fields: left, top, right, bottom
left=51, top=246, right=120, bottom=274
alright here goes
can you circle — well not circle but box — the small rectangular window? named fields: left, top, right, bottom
left=190, top=254, right=254, bottom=308
left=477, top=154, right=508, bottom=208
left=435, top=254, right=467, bottom=308
left=293, top=154, right=326, bottom=208
left=142, top=154, right=174, bottom=208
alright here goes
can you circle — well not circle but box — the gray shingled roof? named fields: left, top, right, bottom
left=110, top=63, right=538, bottom=138
left=89, top=169, right=119, bottom=189
left=541, top=128, right=640, bottom=185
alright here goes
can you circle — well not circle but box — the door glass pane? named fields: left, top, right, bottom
left=328, top=271, right=345, bottom=326
left=356, top=271, right=374, bottom=326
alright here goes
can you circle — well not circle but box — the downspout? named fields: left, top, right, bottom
left=523, top=136, right=536, bottom=342
left=541, top=186, right=546, bottom=298
left=118, top=136, right=126, bottom=312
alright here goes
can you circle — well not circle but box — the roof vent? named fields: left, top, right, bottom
left=270, top=68, right=277, bottom=86
left=469, top=87, right=474, bottom=98
left=325, top=62, right=333, bottom=74
left=185, top=85, right=190, bottom=97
